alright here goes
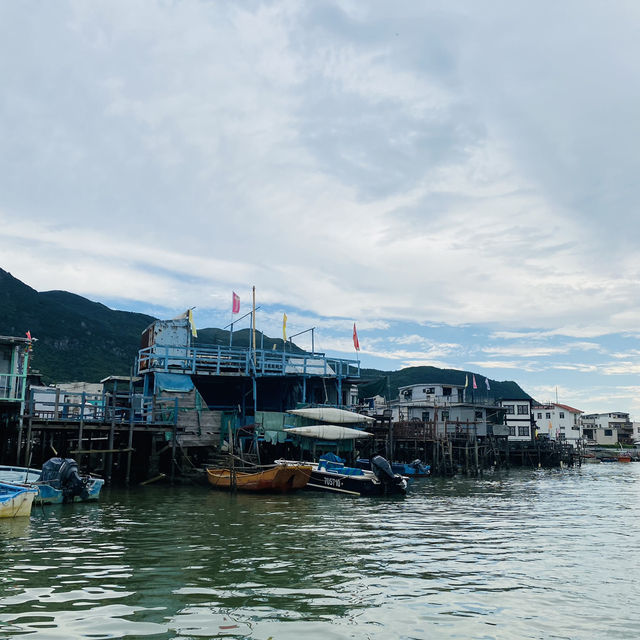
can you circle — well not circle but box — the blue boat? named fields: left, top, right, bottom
left=0, top=458, right=104, bottom=505
left=356, top=458, right=431, bottom=477
left=0, top=481, right=38, bottom=518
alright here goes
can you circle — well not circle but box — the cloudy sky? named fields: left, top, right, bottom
left=2, top=1, right=640, bottom=417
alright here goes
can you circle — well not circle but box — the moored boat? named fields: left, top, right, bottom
left=286, top=407, right=375, bottom=424
left=206, top=461, right=312, bottom=492
left=0, top=482, right=38, bottom=518
left=357, top=458, right=431, bottom=477
left=284, top=424, right=373, bottom=440
left=300, top=453, right=407, bottom=497
left=0, top=458, right=104, bottom=504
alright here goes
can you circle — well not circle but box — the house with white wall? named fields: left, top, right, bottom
left=531, top=403, right=582, bottom=443
left=391, top=383, right=504, bottom=438
left=500, top=398, right=533, bottom=441
left=581, top=412, right=634, bottom=445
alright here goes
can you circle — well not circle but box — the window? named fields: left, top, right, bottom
left=441, top=411, right=449, bottom=420
left=604, top=429, right=613, bottom=436
left=517, top=405, right=528, bottom=415
left=475, top=410, right=483, bottom=419
left=424, top=387, right=435, bottom=394
left=559, top=412, right=565, bottom=419
left=545, top=413, right=551, bottom=419
left=518, top=426, right=530, bottom=436
left=504, top=404, right=515, bottom=414
left=422, top=411, right=430, bottom=421
left=508, top=426, right=515, bottom=436
left=442, top=387, right=452, bottom=396
left=537, top=412, right=542, bottom=419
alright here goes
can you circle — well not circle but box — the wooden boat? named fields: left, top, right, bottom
left=286, top=407, right=375, bottom=424
left=284, top=424, right=373, bottom=440
left=0, top=459, right=104, bottom=504
left=0, top=482, right=38, bottom=518
left=206, top=461, right=312, bottom=492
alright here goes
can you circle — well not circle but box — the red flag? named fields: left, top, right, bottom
left=26, top=330, right=31, bottom=341
left=232, top=292, right=240, bottom=314
left=353, top=323, right=360, bottom=351
left=472, top=374, right=477, bottom=390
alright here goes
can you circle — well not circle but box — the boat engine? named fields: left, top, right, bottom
left=371, top=455, right=407, bottom=494
left=40, top=457, right=89, bottom=503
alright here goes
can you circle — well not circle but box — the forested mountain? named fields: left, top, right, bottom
left=0, top=268, right=531, bottom=401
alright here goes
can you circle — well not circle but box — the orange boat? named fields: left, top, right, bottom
left=206, top=462, right=312, bottom=492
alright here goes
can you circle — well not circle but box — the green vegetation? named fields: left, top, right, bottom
left=0, top=268, right=531, bottom=401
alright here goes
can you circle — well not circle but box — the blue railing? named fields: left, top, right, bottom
left=137, top=343, right=361, bottom=379
left=25, top=389, right=179, bottom=426
left=0, top=373, right=26, bottom=403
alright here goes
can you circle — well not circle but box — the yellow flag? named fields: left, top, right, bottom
left=188, top=309, right=197, bottom=338
left=283, top=313, right=287, bottom=341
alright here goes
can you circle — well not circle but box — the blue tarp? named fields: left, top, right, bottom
left=155, top=372, right=194, bottom=393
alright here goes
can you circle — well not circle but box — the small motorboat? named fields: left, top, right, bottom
left=206, top=460, right=312, bottom=492
left=357, top=458, right=431, bottom=477
left=302, top=453, right=407, bottom=497
left=0, top=482, right=38, bottom=518
left=0, top=458, right=104, bottom=504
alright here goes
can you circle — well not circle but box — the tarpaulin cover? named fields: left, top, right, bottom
left=155, top=372, right=194, bottom=392
left=263, top=430, right=288, bottom=444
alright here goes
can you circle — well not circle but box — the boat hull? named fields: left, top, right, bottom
left=305, top=467, right=407, bottom=497
left=0, top=483, right=38, bottom=518
left=206, top=464, right=312, bottom=492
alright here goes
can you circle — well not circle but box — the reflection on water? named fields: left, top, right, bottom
left=1, top=465, right=639, bottom=639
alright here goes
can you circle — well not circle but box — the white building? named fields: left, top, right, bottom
left=391, top=383, right=503, bottom=438
left=531, top=403, right=582, bottom=443
left=581, top=412, right=634, bottom=445
left=500, top=399, right=533, bottom=441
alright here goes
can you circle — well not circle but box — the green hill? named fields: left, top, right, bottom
left=0, top=268, right=155, bottom=383
left=0, top=268, right=532, bottom=401
left=357, top=366, right=531, bottom=402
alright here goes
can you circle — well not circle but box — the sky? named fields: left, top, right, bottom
left=2, top=1, right=640, bottom=418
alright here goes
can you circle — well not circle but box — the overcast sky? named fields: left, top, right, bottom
left=2, top=1, right=640, bottom=417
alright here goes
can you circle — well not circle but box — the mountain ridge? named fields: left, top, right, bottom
left=0, top=268, right=532, bottom=401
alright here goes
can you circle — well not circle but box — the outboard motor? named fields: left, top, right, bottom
left=371, top=455, right=407, bottom=494
left=41, top=457, right=89, bottom=503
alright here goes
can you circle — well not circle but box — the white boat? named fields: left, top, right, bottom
left=286, top=407, right=375, bottom=424
left=0, top=482, right=38, bottom=518
left=284, top=425, right=373, bottom=440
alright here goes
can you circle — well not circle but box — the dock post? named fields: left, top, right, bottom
left=78, top=392, right=85, bottom=465
left=170, top=398, right=178, bottom=484
left=25, top=415, right=33, bottom=468
left=107, top=394, right=115, bottom=484
left=474, top=436, right=479, bottom=476
left=126, top=394, right=134, bottom=485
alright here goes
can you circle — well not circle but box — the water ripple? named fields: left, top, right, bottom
left=1, top=465, right=639, bottom=639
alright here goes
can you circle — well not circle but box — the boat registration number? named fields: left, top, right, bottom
left=323, top=477, right=342, bottom=488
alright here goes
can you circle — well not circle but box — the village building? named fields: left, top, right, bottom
left=499, top=398, right=534, bottom=441
left=390, top=383, right=506, bottom=438
left=580, top=412, right=634, bottom=445
left=531, top=403, right=583, bottom=443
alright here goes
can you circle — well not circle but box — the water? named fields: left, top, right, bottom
left=1, top=464, right=639, bottom=640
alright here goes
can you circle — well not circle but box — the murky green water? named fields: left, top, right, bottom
left=1, top=464, right=639, bottom=639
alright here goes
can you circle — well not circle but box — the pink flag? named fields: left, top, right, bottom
left=353, top=323, right=360, bottom=351
left=26, top=330, right=31, bottom=341
left=232, top=292, right=240, bottom=314
left=472, top=374, right=477, bottom=390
